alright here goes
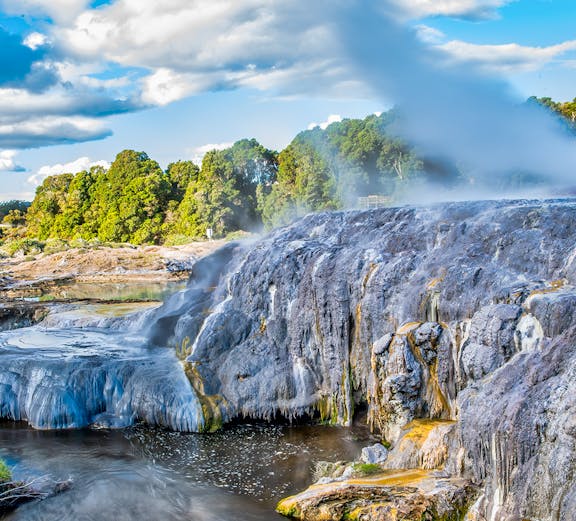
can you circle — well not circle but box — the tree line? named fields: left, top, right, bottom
left=5, top=99, right=574, bottom=245
left=529, top=96, right=576, bottom=128
left=15, top=111, right=434, bottom=244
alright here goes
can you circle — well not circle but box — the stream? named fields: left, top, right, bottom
left=0, top=281, right=370, bottom=520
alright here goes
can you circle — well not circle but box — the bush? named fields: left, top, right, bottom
left=0, top=459, right=11, bottom=483
left=43, top=238, right=69, bottom=255
left=163, top=234, right=198, bottom=246
left=0, top=238, right=45, bottom=257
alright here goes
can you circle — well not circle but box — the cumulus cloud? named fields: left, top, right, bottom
left=308, top=114, right=343, bottom=130
left=27, top=156, right=109, bottom=186
left=0, top=80, right=141, bottom=149
left=23, top=32, right=49, bottom=50
left=0, top=151, right=25, bottom=172
left=0, top=17, right=144, bottom=149
left=141, top=68, right=198, bottom=106
left=49, top=0, right=534, bottom=107
left=0, top=116, right=111, bottom=149
left=0, top=87, right=124, bottom=120
left=57, top=1, right=350, bottom=99
left=439, top=39, right=576, bottom=73
left=189, top=142, right=234, bottom=165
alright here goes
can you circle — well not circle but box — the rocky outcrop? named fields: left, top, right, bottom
left=0, top=303, right=48, bottom=331
left=276, top=471, right=474, bottom=521
left=150, top=198, right=576, bottom=520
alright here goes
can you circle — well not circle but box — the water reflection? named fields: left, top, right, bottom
left=4, top=281, right=188, bottom=303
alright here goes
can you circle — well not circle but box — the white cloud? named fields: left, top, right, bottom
left=141, top=68, right=198, bottom=106
left=415, top=25, right=446, bottom=45
left=0, top=151, right=23, bottom=172
left=23, top=32, right=49, bottom=50
left=56, top=1, right=348, bottom=103
left=0, top=84, right=136, bottom=148
left=0, top=115, right=111, bottom=149
left=439, top=39, right=576, bottom=72
left=189, top=142, right=234, bottom=165
left=48, top=0, right=527, bottom=109
left=27, top=156, right=110, bottom=186
left=7, top=0, right=559, bottom=119
left=308, top=114, right=342, bottom=130
left=390, top=0, right=515, bottom=19
left=0, top=0, right=90, bottom=23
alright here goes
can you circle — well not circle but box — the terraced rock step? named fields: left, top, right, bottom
left=276, top=470, right=474, bottom=521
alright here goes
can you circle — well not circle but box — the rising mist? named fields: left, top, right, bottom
left=328, top=0, right=576, bottom=199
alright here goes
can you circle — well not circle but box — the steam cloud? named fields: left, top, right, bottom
left=331, top=0, right=576, bottom=197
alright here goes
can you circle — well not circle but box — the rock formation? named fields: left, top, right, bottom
left=153, top=199, right=576, bottom=520
left=1, top=199, right=576, bottom=519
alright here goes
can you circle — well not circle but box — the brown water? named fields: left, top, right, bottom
left=5, top=280, right=188, bottom=303
left=0, top=422, right=372, bottom=520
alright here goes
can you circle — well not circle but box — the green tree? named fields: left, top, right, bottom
left=166, top=161, right=200, bottom=202
left=51, top=167, right=101, bottom=239
left=171, top=140, right=277, bottom=238
left=91, top=150, right=170, bottom=243
left=26, top=174, right=74, bottom=239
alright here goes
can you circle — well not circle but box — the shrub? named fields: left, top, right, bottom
left=0, top=459, right=11, bottom=482
left=1, top=238, right=45, bottom=257
left=43, top=238, right=69, bottom=255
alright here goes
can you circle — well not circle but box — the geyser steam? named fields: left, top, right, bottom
left=330, top=0, right=576, bottom=194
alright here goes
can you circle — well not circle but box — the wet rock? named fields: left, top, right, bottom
left=166, top=200, right=576, bottom=428
left=458, top=327, right=576, bottom=521
left=152, top=199, right=576, bottom=520
left=276, top=471, right=474, bottom=521
left=459, top=304, right=522, bottom=383
left=0, top=304, right=49, bottom=331
left=0, top=330, right=205, bottom=431
left=360, top=444, right=388, bottom=465
left=524, top=289, right=576, bottom=337
left=384, top=420, right=457, bottom=471
left=367, top=322, right=455, bottom=443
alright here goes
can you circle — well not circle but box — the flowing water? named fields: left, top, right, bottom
left=0, top=422, right=370, bottom=520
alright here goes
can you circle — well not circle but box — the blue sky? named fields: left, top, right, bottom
left=0, top=0, right=575, bottom=201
